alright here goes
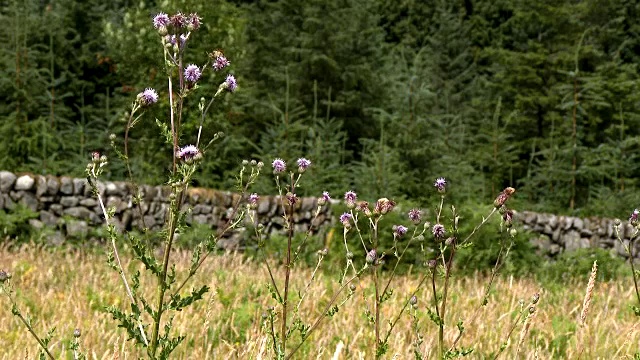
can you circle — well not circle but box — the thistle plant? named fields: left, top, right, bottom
left=613, top=210, right=640, bottom=317
left=335, top=178, right=518, bottom=359
left=253, top=158, right=361, bottom=359
left=84, top=11, right=254, bottom=359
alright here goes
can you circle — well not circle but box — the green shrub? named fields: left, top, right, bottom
left=0, top=204, right=39, bottom=243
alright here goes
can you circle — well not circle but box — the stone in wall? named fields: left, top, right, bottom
left=517, top=211, right=640, bottom=262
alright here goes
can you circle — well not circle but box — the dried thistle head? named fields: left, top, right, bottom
left=494, top=187, right=516, bottom=208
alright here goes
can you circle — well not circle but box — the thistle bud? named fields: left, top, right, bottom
left=531, top=293, right=540, bottom=304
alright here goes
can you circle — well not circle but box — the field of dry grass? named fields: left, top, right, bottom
left=0, top=243, right=638, bottom=359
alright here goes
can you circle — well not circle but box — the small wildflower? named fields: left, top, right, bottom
left=137, top=88, right=158, bottom=107
left=318, top=191, right=331, bottom=206
left=317, top=248, right=328, bottom=256
left=212, top=55, right=230, bottom=71
left=432, top=223, right=446, bottom=239
left=630, top=209, right=639, bottom=227
left=434, top=177, right=447, bottom=193
left=427, top=259, right=437, bottom=268
left=286, top=192, right=298, bottom=206
left=0, top=270, right=8, bottom=283
left=73, top=328, right=81, bottom=338
left=356, top=201, right=372, bottom=217
left=177, top=145, right=202, bottom=163
left=248, top=193, right=259, bottom=209
left=165, top=35, right=177, bottom=46
left=187, top=13, right=201, bottom=31
left=272, top=158, right=286, bottom=173
left=349, top=283, right=357, bottom=292
left=394, top=225, right=408, bottom=237
left=344, top=190, right=357, bottom=209
left=91, top=151, right=101, bottom=163
left=445, top=236, right=455, bottom=246
left=374, top=198, right=396, bottom=215
left=339, top=212, right=353, bottom=228
left=297, top=158, right=311, bottom=173
left=503, top=209, right=514, bottom=228
left=170, top=12, right=187, bottom=28
left=409, top=295, right=418, bottom=306
left=179, top=34, right=188, bottom=47
left=365, top=249, right=377, bottom=264
left=184, top=64, right=202, bottom=83
left=223, top=74, right=238, bottom=92
left=346, top=251, right=354, bottom=260
left=509, top=228, right=517, bottom=237
left=153, top=13, right=170, bottom=29
left=408, top=208, right=422, bottom=224
left=494, top=187, right=516, bottom=208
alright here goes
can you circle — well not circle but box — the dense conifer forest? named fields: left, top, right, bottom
left=2, top=0, right=640, bottom=217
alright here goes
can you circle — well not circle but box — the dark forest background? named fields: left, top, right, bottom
left=2, top=0, right=640, bottom=218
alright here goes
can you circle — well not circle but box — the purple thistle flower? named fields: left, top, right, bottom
left=394, top=225, right=408, bottom=237
left=318, top=191, right=331, bottom=206
left=432, top=223, right=445, bottom=239
left=248, top=193, right=259, bottom=209
left=408, top=208, right=422, bottom=224
left=297, top=158, right=311, bottom=173
left=165, top=35, right=177, bottom=46
left=184, top=64, right=202, bottom=83
left=179, top=34, right=188, bottom=47
left=286, top=192, right=298, bottom=206
left=187, top=13, right=201, bottom=30
left=272, top=158, right=286, bottom=173
left=344, top=190, right=357, bottom=209
left=153, top=13, right=170, bottom=29
left=177, top=145, right=201, bottom=163
left=630, top=209, right=639, bottom=226
left=339, top=212, right=353, bottom=228
left=434, top=177, right=447, bottom=192
left=212, top=55, right=230, bottom=71
left=137, top=88, right=158, bottom=107
left=224, top=74, right=237, bottom=92
left=170, top=12, right=187, bottom=28
left=365, top=249, right=377, bottom=264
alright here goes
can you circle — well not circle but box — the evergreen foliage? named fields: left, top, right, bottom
left=2, top=0, right=640, bottom=216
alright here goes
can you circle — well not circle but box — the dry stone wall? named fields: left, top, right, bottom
left=0, top=171, right=332, bottom=248
left=517, top=211, right=640, bottom=260
left=1, top=171, right=638, bottom=259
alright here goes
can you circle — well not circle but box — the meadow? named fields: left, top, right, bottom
left=1, top=243, right=637, bottom=359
